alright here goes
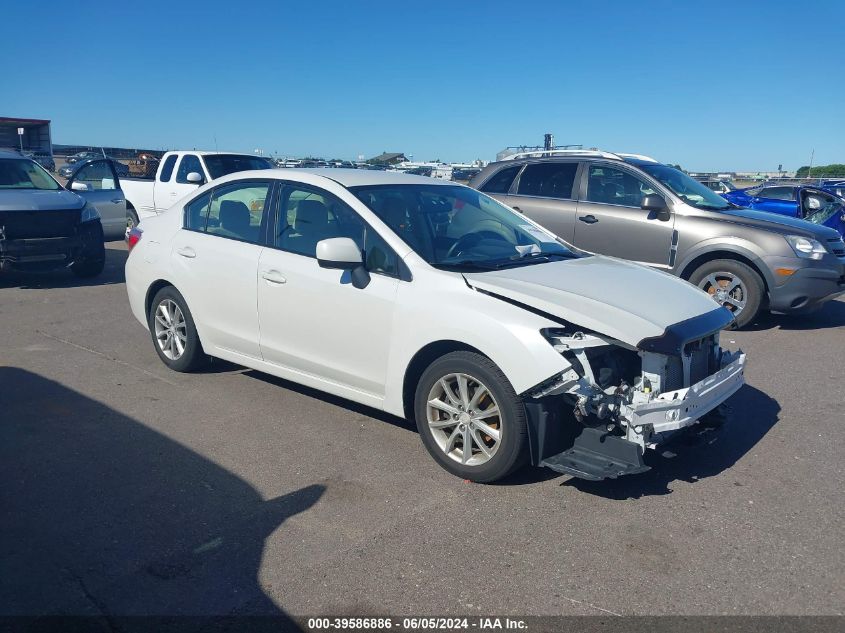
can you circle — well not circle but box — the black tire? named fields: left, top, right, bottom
left=147, top=286, right=207, bottom=372
left=126, top=207, right=139, bottom=240
left=71, top=256, right=105, bottom=278
left=414, top=351, right=529, bottom=483
left=689, top=259, right=764, bottom=328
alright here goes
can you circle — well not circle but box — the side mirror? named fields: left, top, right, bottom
left=186, top=172, right=203, bottom=184
left=641, top=193, right=671, bottom=221
left=316, top=237, right=370, bottom=289
left=70, top=181, right=89, bottom=192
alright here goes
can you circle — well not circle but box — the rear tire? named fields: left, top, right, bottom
left=126, top=207, right=139, bottom=240
left=414, top=351, right=529, bottom=483
left=689, top=259, right=764, bottom=328
left=148, top=286, right=207, bottom=372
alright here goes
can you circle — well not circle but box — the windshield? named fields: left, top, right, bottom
left=349, top=184, right=576, bottom=269
left=637, top=163, right=731, bottom=210
left=203, top=154, right=273, bottom=179
left=0, top=158, right=61, bottom=190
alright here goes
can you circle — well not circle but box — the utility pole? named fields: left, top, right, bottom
left=808, top=148, right=815, bottom=178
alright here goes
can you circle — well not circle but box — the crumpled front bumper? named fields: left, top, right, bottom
left=626, top=351, right=746, bottom=437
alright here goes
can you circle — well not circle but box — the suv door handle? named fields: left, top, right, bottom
left=512, top=206, right=523, bottom=213
left=261, top=270, right=287, bottom=284
left=111, top=198, right=124, bottom=204
left=176, top=246, right=196, bottom=258
left=579, top=215, right=599, bottom=224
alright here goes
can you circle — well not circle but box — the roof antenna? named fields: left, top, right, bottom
left=214, top=134, right=218, bottom=154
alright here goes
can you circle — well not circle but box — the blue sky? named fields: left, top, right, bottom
left=4, top=0, right=843, bottom=170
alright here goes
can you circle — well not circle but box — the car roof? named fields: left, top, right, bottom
left=0, top=149, right=25, bottom=159
left=262, top=167, right=455, bottom=188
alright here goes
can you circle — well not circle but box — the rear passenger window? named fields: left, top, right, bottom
left=205, top=181, right=270, bottom=244
left=479, top=165, right=520, bottom=194
left=517, top=163, right=577, bottom=199
left=184, top=191, right=212, bottom=231
left=159, top=155, right=178, bottom=182
left=758, top=187, right=794, bottom=201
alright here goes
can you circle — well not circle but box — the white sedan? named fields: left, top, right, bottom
left=125, top=169, right=746, bottom=482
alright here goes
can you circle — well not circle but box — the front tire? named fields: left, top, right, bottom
left=689, top=259, right=764, bottom=328
left=148, top=286, right=207, bottom=372
left=414, top=351, right=529, bottom=483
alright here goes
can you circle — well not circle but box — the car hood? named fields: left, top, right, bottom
left=712, top=207, right=840, bottom=239
left=463, top=256, right=727, bottom=346
left=0, top=189, right=84, bottom=211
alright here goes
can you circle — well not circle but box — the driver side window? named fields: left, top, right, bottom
left=275, top=185, right=399, bottom=277
left=586, top=165, right=654, bottom=207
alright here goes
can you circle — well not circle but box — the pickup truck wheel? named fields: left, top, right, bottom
left=125, top=208, right=139, bottom=240
left=415, top=351, right=528, bottom=483
left=148, top=286, right=207, bottom=372
left=689, top=259, right=763, bottom=328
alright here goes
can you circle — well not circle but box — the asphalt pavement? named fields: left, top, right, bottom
left=1, top=241, right=843, bottom=620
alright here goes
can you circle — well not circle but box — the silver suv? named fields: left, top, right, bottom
left=470, top=150, right=845, bottom=327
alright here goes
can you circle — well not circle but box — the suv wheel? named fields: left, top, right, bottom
left=414, top=351, right=528, bottom=483
left=148, top=286, right=207, bottom=372
left=689, top=259, right=764, bottom=328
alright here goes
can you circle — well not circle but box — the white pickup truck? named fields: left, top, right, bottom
left=122, top=150, right=273, bottom=230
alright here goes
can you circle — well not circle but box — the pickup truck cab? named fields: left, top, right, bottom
left=122, top=151, right=273, bottom=231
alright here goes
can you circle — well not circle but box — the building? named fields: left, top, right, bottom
left=368, top=152, right=408, bottom=165
left=0, top=116, right=52, bottom=155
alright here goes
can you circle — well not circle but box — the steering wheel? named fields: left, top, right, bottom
left=446, top=231, right=509, bottom=259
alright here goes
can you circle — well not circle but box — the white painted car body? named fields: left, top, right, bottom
left=125, top=168, right=746, bottom=480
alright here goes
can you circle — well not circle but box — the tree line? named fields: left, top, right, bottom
left=795, top=164, right=845, bottom=178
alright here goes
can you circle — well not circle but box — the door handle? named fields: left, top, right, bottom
left=176, top=246, right=196, bottom=258
left=111, top=198, right=124, bottom=204
left=170, top=192, right=177, bottom=196
left=512, top=206, right=523, bottom=213
left=261, top=270, right=287, bottom=284
left=579, top=215, right=599, bottom=224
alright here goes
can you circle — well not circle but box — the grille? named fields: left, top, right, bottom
left=0, top=209, right=81, bottom=240
left=661, top=336, right=715, bottom=391
left=827, top=238, right=845, bottom=257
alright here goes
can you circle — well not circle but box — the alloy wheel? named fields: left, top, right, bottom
left=154, top=299, right=187, bottom=360
left=426, top=373, right=502, bottom=466
left=699, top=272, right=747, bottom=318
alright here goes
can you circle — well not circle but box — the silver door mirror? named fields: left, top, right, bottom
left=186, top=172, right=203, bottom=183
left=70, top=181, right=89, bottom=192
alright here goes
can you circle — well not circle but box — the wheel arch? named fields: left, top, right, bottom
left=144, top=278, right=179, bottom=319
left=401, top=340, right=487, bottom=420
left=679, top=249, right=771, bottom=294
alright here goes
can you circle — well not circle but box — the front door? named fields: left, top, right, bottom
left=155, top=153, right=203, bottom=211
left=574, top=163, right=675, bottom=268
left=69, top=159, right=127, bottom=240
left=257, top=183, right=399, bottom=398
left=170, top=179, right=272, bottom=359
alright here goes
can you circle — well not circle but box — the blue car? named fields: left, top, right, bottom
left=723, top=184, right=845, bottom=237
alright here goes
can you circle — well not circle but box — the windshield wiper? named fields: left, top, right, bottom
left=433, top=260, right=502, bottom=271
left=516, top=250, right=574, bottom=260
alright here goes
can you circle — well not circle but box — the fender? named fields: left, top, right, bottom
left=674, top=237, right=774, bottom=288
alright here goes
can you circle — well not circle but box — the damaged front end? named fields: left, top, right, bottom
left=524, top=310, right=746, bottom=481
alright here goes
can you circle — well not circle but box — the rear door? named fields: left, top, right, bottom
left=505, top=161, right=580, bottom=243
left=152, top=154, right=179, bottom=211
left=68, top=159, right=126, bottom=240
left=476, top=164, right=523, bottom=209
left=573, top=162, right=675, bottom=268
left=170, top=179, right=272, bottom=359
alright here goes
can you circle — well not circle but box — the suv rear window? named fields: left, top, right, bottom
left=516, top=163, right=577, bottom=199
left=479, top=165, right=520, bottom=194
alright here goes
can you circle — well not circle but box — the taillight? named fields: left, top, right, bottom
left=127, top=227, right=143, bottom=253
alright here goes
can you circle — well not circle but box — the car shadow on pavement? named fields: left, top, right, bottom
left=742, top=298, right=845, bottom=331
left=0, top=243, right=127, bottom=290
left=563, top=385, right=780, bottom=499
left=0, top=366, right=323, bottom=631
